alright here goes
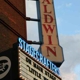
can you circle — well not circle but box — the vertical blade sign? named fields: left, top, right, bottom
left=39, top=0, right=64, bottom=66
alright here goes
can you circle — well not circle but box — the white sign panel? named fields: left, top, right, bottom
left=18, top=49, right=62, bottom=80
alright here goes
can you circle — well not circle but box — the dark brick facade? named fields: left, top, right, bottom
left=0, top=0, right=26, bottom=52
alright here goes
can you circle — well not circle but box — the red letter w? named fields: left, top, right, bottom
left=43, top=24, right=55, bottom=33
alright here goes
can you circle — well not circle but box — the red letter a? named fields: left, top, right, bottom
left=42, top=0, right=51, bottom=4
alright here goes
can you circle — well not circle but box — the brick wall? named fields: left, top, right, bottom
left=0, top=0, right=26, bottom=52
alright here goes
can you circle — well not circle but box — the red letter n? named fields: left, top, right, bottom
left=46, top=46, right=56, bottom=56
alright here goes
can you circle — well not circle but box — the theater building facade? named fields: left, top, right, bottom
left=0, top=0, right=64, bottom=80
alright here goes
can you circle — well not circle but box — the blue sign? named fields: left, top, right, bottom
left=18, top=37, right=60, bottom=75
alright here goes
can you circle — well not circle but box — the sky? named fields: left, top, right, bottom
left=25, top=0, right=80, bottom=80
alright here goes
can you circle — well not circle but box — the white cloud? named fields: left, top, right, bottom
left=59, top=34, right=80, bottom=80
left=61, top=73, right=76, bottom=80
left=66, top=3, right=72, bottom=7
left=57, top=4, right=64, bottom=9
left=73, top=64, right=80, bottom=80
left=57, top=2, right=72, bottom=9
